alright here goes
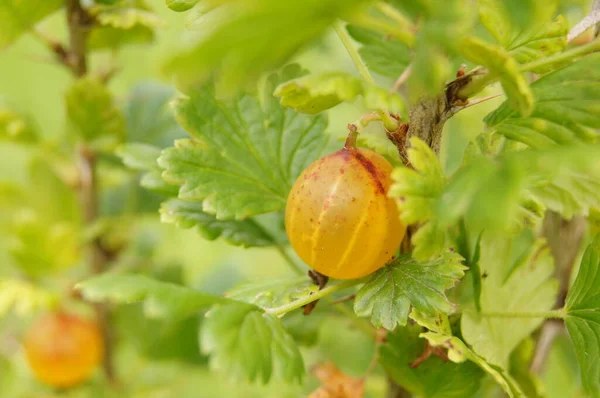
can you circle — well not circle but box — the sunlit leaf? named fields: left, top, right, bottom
left=564, top=235, right=600, bottom=396
left=159, top=65, right=331, bottom=220
left=0, top=0, right=62, bottom=49
left=354, top=252, right=466, bottom=329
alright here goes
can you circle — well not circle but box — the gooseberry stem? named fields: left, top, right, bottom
left=266, top=279, right=363, bottom=317
left=345, top=125, right=359, bottom=149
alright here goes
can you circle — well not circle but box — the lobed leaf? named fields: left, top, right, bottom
left=346, top=25, right=410, bottom=79
left=158, top=65, right=331, bottom=220
left=354, top=252, right=466, bottom=330
left=460, top=36, right=533, bottom=116
left=123, top=82, right=187, bottom=147
left=224, top=277, right=317, bottom=310
left=77, top=273, right=229, bottom=320
left=485, top=53, right=600, bottom=148
left=461, top=237, right=558, bottom=368
left=65, top=77, right=125, bottom=151
left=380, top=324, right=483, bottom=398
left=201, top=303, right=305, bottom=383
left=116, top=143, right=178, bottom=195
left=478, top=0, right=566, bottom=70
left=564, top=235, right=600, bottom=396
left=389, top=137, right=447, bottom=259
left=163, top=0, right=371, bottom=91
left=0, top=0, right=62, bottom=49
left=160, top=199, right=285, bottom=247
left=275, top=72, right=405, bottom=115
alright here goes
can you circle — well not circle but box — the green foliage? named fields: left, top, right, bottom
left=159, top=66, right=331, bottom=220
left=160, top=199, right=286, bottom=247
left=564, top=235, right=600, bottom=396
left=123, top=82, right=187, bottom=147
left=0, top=104, right=37, bottom=142
left=346, top=25, right=410, bottom=79
left=163, top=0, right=370, bottom=91
left=0, top=0, right=63, bottom=49
left=478, top=0, right=567, bottom=70
left=77, top=273, right=230, bottom=319
left=380, top=324, right=484, bottom=397
left=461, top=237, right=557, bottom=368
left=165, top=0, right=198, bottom=12
left=485, top=53, right=600, bottom=148
left=389, top=138, right=447, bottom=259
left=116, top=143, right=177, bottom=194
left=65, top=77, right=126, bottom=150
left=201, top=303, right=305, bottom=383
left=437, top=144, right=600, bottom=231
left=354, top=252, right=466, bottom=329
left=460, top=37, right=534, bottom=116
left=274, top=72, right=405, bottom=115
left=225, top=278, right=316, bottom=310
left=0, top=279, right=58, bottom=317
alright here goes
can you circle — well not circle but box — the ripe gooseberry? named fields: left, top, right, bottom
left=24, top=312, right=104, bottom=389
left=285, top=134, right=405, bottom=279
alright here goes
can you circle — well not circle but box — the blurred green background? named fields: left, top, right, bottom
left=0, top=0, right=592, bottom=397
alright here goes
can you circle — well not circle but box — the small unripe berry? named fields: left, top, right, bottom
left=286, top=146, right=405, bottom=279
left=24, top=312, right=104, bottom=389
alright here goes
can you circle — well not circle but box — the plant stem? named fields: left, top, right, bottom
left=519, top=38, right=600, bottom=73
left=480, top=309, right=566, bottom=319
left=349, top=14, right=415, bottom=47
left=334, top=20, right=375, bottom=84
left=266, top=279, right=363, bottom=317
left=65, top=0, right=91, bottom=77
left=375, top=2, right=415, bottom=32
left=66, top=0, right=116, bottom=385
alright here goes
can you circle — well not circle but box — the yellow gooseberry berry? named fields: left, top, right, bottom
left=24, top=312, right=104, bottom=389
left=285, top=137, right=405, bottom=279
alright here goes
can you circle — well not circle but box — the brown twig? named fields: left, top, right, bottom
left=391, top=64, right=412, bottom=92
left=78, top=146, right=117, bottom=385
left=65, top=0, right=117, bottom=384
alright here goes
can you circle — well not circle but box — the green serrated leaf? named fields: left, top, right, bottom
left=461, top=236, right=557, bottom=368
left=77, top=273, right=230, bottom=319
left=158, top=66, right=331, bottom=220
left=166, top=0, right=198, bottom=12
left=461, top=36, right=533, bottom=116
left=224, top=277, right=316, bottom=310
left=564, top=235, right=600, bottom=396
left=89, top=24, right=154, bottom=50
left=160, top=199, right=283, bottom=247
left=346, top=25, right=410, bottom=79
left=163, top=0, right=370, bottom=92
left=123, top=82, right=187, bottom=147
left=274, top=72, right=405, bottom=115
left=92, top=1, right=165, bottom=29
left=201, top=303, right=304, bottom=383
left=0, top=0, right=63, bottom=49
left=389, top=137, right=447, bottom=259
left=485, top=53, right=600, bottom=148
left=0, top=279, right=58, bottom=317
left=438, top=144, right=600, bottom=230
left=380, top=324, right=484, bottom=397
left=116, top=143, right=178, bottom=195
left=65, top=77, right=126, bottom=150
left=354, top=252, right=466, bottom=330
left=478, top=0, right=566, bottom=70
left=390, top=138, right=445, bottom=225
left=418, top=327, right=525, bottom=398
